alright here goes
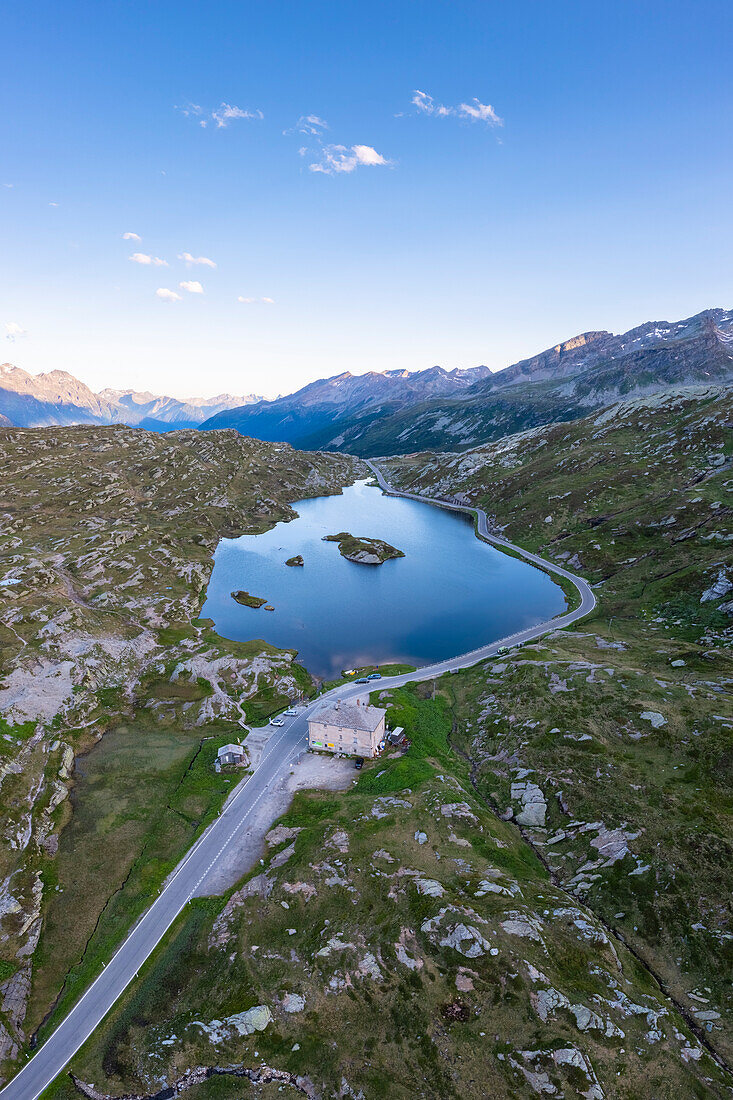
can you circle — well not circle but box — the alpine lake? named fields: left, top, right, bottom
left=202, top=479, right=567, bottom=679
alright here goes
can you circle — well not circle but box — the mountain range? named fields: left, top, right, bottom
left=201, top=363, right=492, bottom=449
left=3, top=307, right=732, bottom=452
left=0, top=363, right=261, bottom=430
left=201, top=307, right=733, bottom=454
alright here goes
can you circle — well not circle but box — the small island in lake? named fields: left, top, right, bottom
left=322, top=531, right=405, bottom=565
left=231, top=590, right=267, bottom=608
left=285, top=554, right=304, bottom=566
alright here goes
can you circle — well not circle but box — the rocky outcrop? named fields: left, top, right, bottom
left=70, top=1064, right=317, bottom=1099
left=322, top=532, right=404, bottom=565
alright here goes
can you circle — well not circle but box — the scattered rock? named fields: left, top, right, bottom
left=194, top=1004, right=273, bottom=1043
left=282, top=993, right=306, bottom=1013
left=511, top=782, right=547, bottom=828
left=701, top=569, right=731, bottom=602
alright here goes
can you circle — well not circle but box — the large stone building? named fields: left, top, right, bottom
left=308, top=699, right=387, bottom=758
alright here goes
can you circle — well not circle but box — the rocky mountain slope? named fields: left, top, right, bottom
left=200, top=364, right=491, bottom=447
left=0, top=364, right=260, bottom=430
left=204, top=308, right=733, bottom=457
left=50, top=384, right=732, bottom=1100
left=0, top=426, right=358, bottom=1081
left=330, top=309, right=733, bottom=456
left=384, top=384, right=733, bottom=1063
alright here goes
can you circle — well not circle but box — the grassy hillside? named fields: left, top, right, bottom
left=50, top=686, right=728, bottom=1100
left=0, top=426, right=358, bottom=1079
left=44, top=385, right=733, bottom=1099
left=384, top=384, right=733, bottom=1066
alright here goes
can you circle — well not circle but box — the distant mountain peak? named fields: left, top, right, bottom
left=0, top=369, right=263, bottom=430
left=553, top=331, right=612, bottom=355
left=201, top=304, right=733, bottom=456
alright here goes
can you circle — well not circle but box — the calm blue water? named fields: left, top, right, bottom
left=202, top=480, right=566, bottom=678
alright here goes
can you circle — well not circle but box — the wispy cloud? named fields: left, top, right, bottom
left=410, top=89, right=503, bottom=127
left=238, top=296, right=275, bottom=304
left=180, top=280, right=204, bottom=294
left=411, top=90, right=453, bottom=118
left=176, top=102, right=263, bottom=129
left=4, top=321, right=27, bottom=341
left=155, top=288, right=182, bottom=302
left=211, top=103, right=263, bottom=128
left=130, top=252, right=168, bottom=266
left=457, top=98, right=503, bottom=124
left=287, top=114, right=328, bottom=136
left=178, top=251, right=217, bottom=268
left=309, top=143, right=390, bottom=175
left=122, top=231, right=141, bottom=241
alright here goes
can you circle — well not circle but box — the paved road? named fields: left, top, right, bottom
left=1, top=465, right=595, bottom=1100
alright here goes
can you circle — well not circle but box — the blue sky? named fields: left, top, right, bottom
left=2, top=0, right=732, bottom=398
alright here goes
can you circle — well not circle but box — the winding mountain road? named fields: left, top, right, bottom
left=1, top=464, right=595, bottom=1100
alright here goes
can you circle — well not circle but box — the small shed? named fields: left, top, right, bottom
left=217, top=743, right=246, bottom=767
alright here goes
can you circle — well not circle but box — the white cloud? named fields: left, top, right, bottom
left=411, top=90, right=453, bottom=117
left=309, top=143, right=390, bottom=175
left=130, top=252, right=168, bottom=266
left=237, top=296, right=275, bottom=305
left=291, top=114, right=328, bottom=136
left=179, top=280, right=204, bottom=294
left=155, top=288, right=182, bottom=302
left=49, top=201, right=59, bottom=207
left=4, top=321, right=27, bottom=341
left=178, top=251, right=217, bottom=268
left=122, top=231, right=141, bottom=241
left=458, top=98, right=503, bottom=125
left=410, top=89, right=503, bottom=127
left=211, top=103, right=263, bottom=128
left=176, top=102, right=263, bottom=129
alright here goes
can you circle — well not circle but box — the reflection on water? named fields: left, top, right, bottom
left=202, top=480, right=565, bottom=678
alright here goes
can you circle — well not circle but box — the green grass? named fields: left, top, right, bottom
left=321, top=661, right=416, bottom=691
left=27, top=726, right=238, bottom=1044
left=230, top=590, right=267, bottom=608
left=48, top=676, right=729, bottom=1099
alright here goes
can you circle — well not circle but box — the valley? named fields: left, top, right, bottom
left=0, top=381, right=730, bottom=1100
left=0, top=426, right=357, bottom=1080
left=0, top=379, right=726, bottom=1098
left=5, top=6, right=731, bottom=1096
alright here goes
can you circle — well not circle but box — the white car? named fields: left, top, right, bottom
left=284, top=707, right=298, bottom=716
left=270, top=717, right=285, bottom=726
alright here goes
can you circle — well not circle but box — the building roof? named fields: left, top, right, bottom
left=218, top=743, right=245, bottom=757
left=310, top=701, right=386, bottom=733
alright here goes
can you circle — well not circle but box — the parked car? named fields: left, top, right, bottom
left=270, top=717, right=284, bottom=726
left=354, top=756, right=364, bottom=770
left=366, top=672, right=382, bottom=680
left=355, top=677, right=369, bottom=683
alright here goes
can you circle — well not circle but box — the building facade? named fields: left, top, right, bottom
left=308, top=700, right=387, bottom=758
left=217, top=743, right=246, bottom=766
